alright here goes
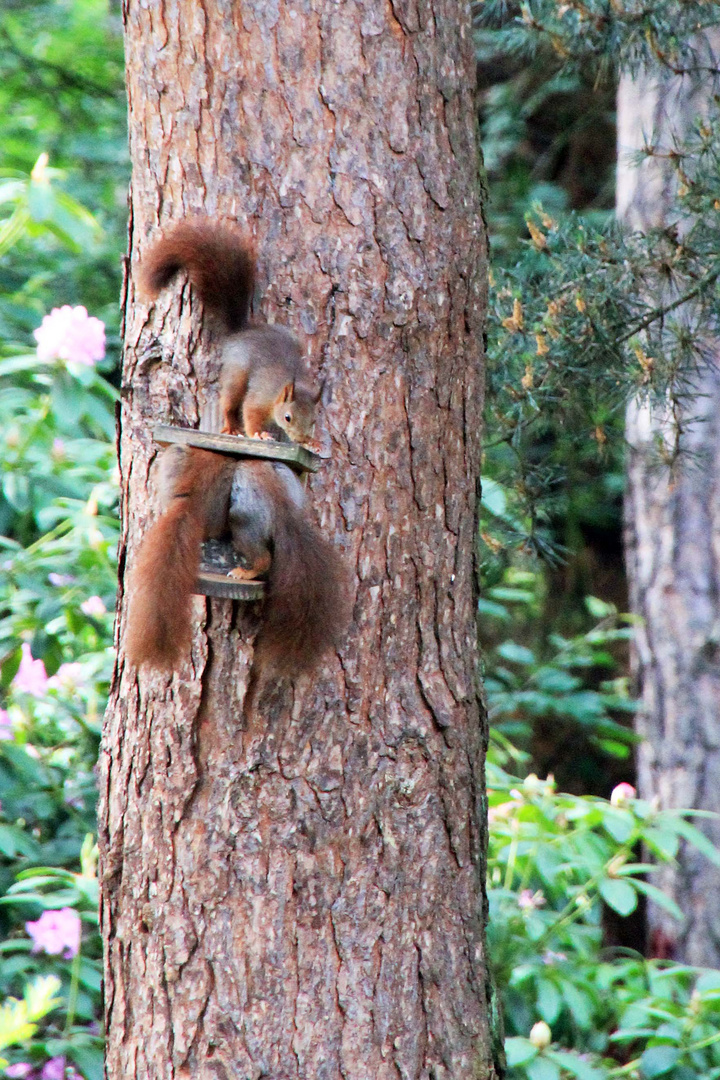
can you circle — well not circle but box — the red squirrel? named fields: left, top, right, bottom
left=125, top=446, right=349, bottom=676
left=137, top=220, right=322, bottom=445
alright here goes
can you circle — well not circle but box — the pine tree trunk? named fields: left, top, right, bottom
left=620, top=39, right=720, bottom=965
left=100, top=2, right=494, bottom=1077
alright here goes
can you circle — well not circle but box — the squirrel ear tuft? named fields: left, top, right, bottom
left=276, top=381, right=295, bottom=405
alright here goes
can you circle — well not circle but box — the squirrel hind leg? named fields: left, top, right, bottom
left=219, top=367, right=250, bottom=435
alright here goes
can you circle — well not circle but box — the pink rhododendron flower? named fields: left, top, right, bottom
left=41, top=1059, right=65, bottom=1080
left=13, top=644, right=48, bottom=697
left=48, top=663, right=84, bottom=692
left=5, top=1065, right=32, bottom=1078
left=518, top=889, right=546, bottom=910
left=34, top=305, right=105, bottom=366
left=487, top=800, right=519, bottom=823
left=610, top=782, right=636, bottom=807
left=80, top=595, right=106, bottom=617
left=48, top=573, right=74, bottom=587
left=542, top=950, right=567, bottom=965
left=26, top=908, right=81, bottom=958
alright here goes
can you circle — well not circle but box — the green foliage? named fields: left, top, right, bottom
left=0, top=166, right=118, bottom=853
left=0, top=0, right=126, bottom=351
left=0, top=161, right=100, bottom=265
left=0, top=0, right=125, bottom=176
left=0, top=975, right=62, bottom=1064
left=475, top=0, right=720, bottom=82
left=488, top=767, right=720, bottom=1079
left=0, top=334, right=111, bottom=1076
left=476, top=7, right=622, bottom=582
left=478, top=59, right=614, bottom=259
left=0, top=855, right=103, bottom=1080
left=485, top=147, right=720, bottom=553
left=478, top=2, right=720, bottom=560
left=483, top=575, right=720, bottom=1079
left=0, top=10, right=123, bottom=1064
left=480, top=561, right=637, bottom=776
left=478, top=10, right=720, bottom=1064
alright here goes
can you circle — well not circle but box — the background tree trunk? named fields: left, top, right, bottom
left=619, top=38, right=720, bottom=965
left=100, top=2, right=494, bottom=1077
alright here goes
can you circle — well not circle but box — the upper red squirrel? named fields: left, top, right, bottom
left=138, top=220, right=322, bottom=445
left=125, top=445, right=350, bottom=676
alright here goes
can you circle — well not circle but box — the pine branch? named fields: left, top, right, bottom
left=618, top=267, right=720, bottom=344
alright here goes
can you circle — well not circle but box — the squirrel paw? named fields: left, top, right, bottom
left=228, top=551, right=272, bottom=580
left=302, top=437, right=331, bottom=459
left=227, top=566, right=260, bottom=581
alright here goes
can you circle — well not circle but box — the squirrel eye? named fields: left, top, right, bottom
left=285, top=413, right=292, bottom=422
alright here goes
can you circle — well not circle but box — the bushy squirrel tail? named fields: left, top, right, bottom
left=125, top=500, right=204, bottom=671
left=257, top=482, right=351, bottom=677
left=138, top=219, right=255, bottom=333
left=126, top=449, right=234, bottom=672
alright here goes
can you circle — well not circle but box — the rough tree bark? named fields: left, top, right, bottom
left=100, top=2, right=494, bottom=1078
left=619, top=36, right=720, bottom=965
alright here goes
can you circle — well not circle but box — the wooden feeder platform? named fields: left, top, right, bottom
left=153, top=424, right=322, bottom=600
left=153, top=424, right=321, bottom=473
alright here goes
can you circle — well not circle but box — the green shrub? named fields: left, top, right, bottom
left=0, top=154, right=115, bottom=1079
left=489, top=767, right=720, bottom=1079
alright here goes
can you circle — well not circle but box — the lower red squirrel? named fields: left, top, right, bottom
left=138, top=220, right=321, bottom=445
left=125, top=446, right=349, bottom=676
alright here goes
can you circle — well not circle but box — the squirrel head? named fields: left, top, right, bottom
left=272, top=381, right=322, bottom=445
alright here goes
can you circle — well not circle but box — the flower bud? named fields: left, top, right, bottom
left=607, top=854, right=626, bottom=878
left=530, top=1021, right=552, bottom=1049
left=31, top=152, right=50, bottom=182
left=610, top=783, right=636, bottom=808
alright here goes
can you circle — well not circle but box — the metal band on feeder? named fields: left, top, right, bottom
left=194, top=570, right=265, bottom=602
left=152, top=424, right=323, bottom=601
